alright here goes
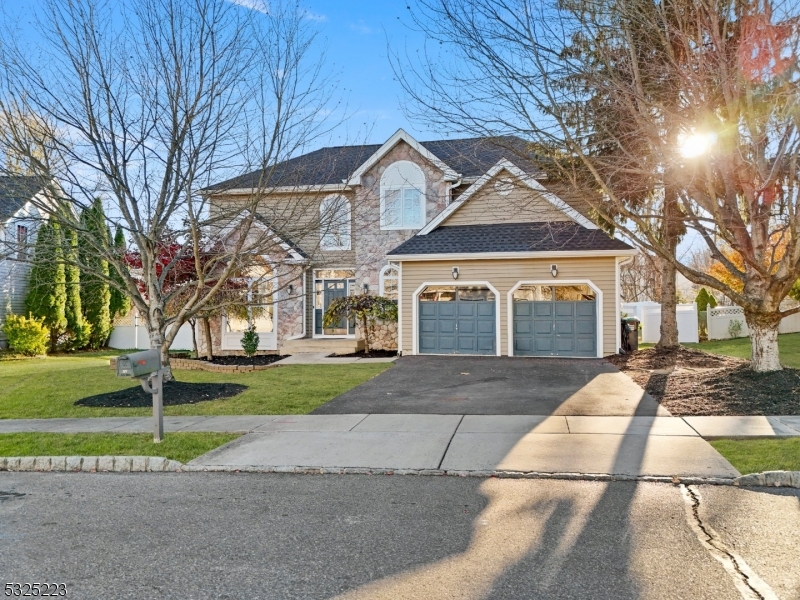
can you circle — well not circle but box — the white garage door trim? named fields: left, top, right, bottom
left=412, top=281, right=501, bottom=356
left=507, top=280, right=603, bottom=358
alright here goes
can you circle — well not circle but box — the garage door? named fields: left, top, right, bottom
left=513, top=284, right=597, bottom=357
left=419, top=286, right=496, bottom=355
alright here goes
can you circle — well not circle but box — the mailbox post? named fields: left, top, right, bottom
left=116, top=349, right=165, bottom=442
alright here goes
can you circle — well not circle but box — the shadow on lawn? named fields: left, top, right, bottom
left=75, top=382, right=248, bottom=408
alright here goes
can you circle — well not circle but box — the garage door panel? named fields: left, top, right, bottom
left=477, top=336, right=495, bottom=351
left=514, top=303, right=532, bottom=318
left=555, top=303, right=575, bottom=317
left=438, top=320, right=456, bottom=334
left=576, top=320, right=595, bottom=335
left=477, top=303, right=495, bottom=317
left=458, top=319, right=476, bottom=334
left=515, top=320, right=532, bottom=334
left=576, top=338, right=596, bottom=353
left=438, top=303, right=457, bottom=318
left=555, top=320, right=575, bottom=335
left=534, top=320, right=552, bottom=335
left=515, top=337, right=533, bottom=352
left=555, top=337, right=575, bottom=352
left=576, top=303, right=596, bottom=317
left=534, top=336, right=554, bottom=352
left=420, top=319, right=437, bottom=334
left=420, top=303, right=437, bottom=318
left=438, top=336, right=456, bottom=351
left=534, top=303, right=553, bottom=317
left=478, top=320, right=495, bottom=334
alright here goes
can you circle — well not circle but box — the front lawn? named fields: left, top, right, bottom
left=710, top=438, right=800, bottom=474
left=0, top=432, right=238, bottom=463
left=0, top=352, right=391, bottom=419
left=683, top=332, right=800, bottom=368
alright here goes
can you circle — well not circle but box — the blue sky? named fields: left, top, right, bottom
left=299, top=0, right=437, bottom=144
left=3, top=0, right=440, bottom=147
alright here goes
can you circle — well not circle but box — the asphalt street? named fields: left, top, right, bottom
left=1, top=473, right=798, bottom=600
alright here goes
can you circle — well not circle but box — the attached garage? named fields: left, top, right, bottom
left=386, top=160, right=636, bottom=358
left=418, top=286, right=496, bottom=355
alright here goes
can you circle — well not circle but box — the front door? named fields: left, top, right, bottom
left=314, top=279, right=356, bottom=336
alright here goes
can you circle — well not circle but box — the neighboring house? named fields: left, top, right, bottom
left=0, top=176, right=46, bottom=348
left=204, top=128, right=636, bottom=357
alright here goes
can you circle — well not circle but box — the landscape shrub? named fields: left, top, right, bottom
left=2, top=314, right=50, bottom=356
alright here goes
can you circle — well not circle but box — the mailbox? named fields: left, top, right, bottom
left=116, top=349, right=161, bottom=378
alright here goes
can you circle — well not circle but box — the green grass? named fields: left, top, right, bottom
left=710, top=438, right=800, bottom=474
left=0, top=432, right=238, bottom=463
left=0, top=352, right=391, bottom=419
left=642, top=332, right=800, bottom=368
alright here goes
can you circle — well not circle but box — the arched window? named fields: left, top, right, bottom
left=380, top=160, right=425, bottom=230
left=320, top=194, right=351, bottom=250
left=379, top=264, right=399, bottom=302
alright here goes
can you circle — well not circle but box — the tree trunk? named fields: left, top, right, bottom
left=745, top=312, right=781, bottom=372
left=189, top=319, right=198, bottom=357
left=200, top=317, right=213, bottom=361
left=150, top=329, right=174, bottom=382
left=656, top=257, right=679, bottom=350
left=361, top=313, right=370, bottom=355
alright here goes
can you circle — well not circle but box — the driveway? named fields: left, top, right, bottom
left=313, top=355, right=668, bottom=416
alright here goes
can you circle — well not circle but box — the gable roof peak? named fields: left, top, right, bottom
left=417, top=158, right=597, bottom=235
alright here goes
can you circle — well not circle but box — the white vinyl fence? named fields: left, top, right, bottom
left=108, top=312, right=194, bottom=350
left=707, top=306, right=800, bottom=340
left=621, top=301, right=700, bottom=344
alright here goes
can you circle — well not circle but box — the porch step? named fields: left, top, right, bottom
left=280, top=338, right=364, bottom=355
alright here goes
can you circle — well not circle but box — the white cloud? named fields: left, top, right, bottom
left=349, top=20, right=373, bottom=35
left=303, top=11, right=327, bottom=22
left=227, top=0, right=269, bottom=14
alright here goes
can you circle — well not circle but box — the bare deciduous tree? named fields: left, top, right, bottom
left=0, top=0, right=350, bottom=378
left=398, top=0, right=800, bottom=371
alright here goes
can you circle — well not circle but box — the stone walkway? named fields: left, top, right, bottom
left=276, top=353, right=397, bottom=365
left=3, top=414, right=799, bottom=478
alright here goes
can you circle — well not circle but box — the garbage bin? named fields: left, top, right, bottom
left=620, top=317, right=639, bottom=353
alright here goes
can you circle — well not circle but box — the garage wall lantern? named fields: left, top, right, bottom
left=550, top=264, right=558, bottom=278
left=452, top=267, right=459, bottom=280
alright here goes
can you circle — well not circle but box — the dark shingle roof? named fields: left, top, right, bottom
left=387, top=222, right=633, bottom=256
left=0, top=176, right=44, bottom=222
left=209, top=136, right=545, bottom=191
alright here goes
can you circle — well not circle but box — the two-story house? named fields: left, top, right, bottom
left=203, top=129, right=635, bottom=358
left=0, top=176, right=46, bottom=349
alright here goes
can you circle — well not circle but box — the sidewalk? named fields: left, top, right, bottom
left=3, top=414, right=798, bottom=478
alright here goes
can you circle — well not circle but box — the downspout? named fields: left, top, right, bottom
left=445, top=176, right=463, bottom=206
left=616, top=254, right=635, bottom=353
left=287, top=265, right=310, bottom=340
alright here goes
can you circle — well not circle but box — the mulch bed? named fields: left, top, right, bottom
left=333, top=349, right=398, bottom=358
left=606, top=347, right=800, bottom=416
left=196, top=355, right=287, bottom=366
left=75, top=381, right=248, bottom=408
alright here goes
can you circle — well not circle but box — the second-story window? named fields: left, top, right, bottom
left=320, top=194, right=352, bottom=251
left=16, top=224, right=29, bottom=260
left=380, top=160, right=425, bottom=230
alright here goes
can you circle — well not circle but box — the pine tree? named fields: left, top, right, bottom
left=108, top=225, right=132, bottom=321
left=63, top=227, right=91, bottom=349
left=79, top=199, right=112, bottom=348
left=24, top=220, right=67, bottom=353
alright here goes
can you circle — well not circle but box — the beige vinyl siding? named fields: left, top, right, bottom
left=399, top=257, right=619, bottom=356
left=442, top=174, right=571, bottom=227
left=209, top=191, right=356, bottom=267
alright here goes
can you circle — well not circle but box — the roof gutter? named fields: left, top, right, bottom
left=387, top=249, right=638, bottom=261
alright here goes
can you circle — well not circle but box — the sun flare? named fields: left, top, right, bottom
left=679, top=132, right=717, bottom=158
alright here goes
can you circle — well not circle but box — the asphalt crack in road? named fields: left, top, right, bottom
left=680, top=485, right=777, bottom=600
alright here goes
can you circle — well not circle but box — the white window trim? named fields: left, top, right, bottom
left=506, top=279, right=604, bottom=358
left=380, top=160, right=426, bottom=231
left=379, top=264, right=399, bottom=298
left=319, top=194, right=351, bottom=251
left=411, top=281, right=501, bottom=356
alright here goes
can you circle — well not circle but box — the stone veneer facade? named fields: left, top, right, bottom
left=203, top=139, right=453, bottom=355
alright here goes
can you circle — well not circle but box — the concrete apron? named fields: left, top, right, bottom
left=187, top=414, right=740, bottom=479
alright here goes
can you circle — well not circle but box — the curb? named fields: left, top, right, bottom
left=3, top=458, right=799, bottom=488
left=181, top=464, right=800, bottom=488
left=0, top=456, right=183, bottom=473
